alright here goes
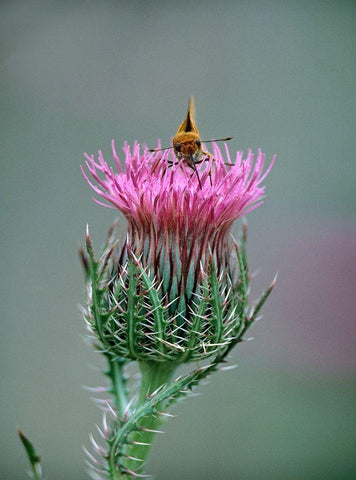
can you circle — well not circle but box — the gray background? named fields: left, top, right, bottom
left=1, top=1, right=355, bottom=479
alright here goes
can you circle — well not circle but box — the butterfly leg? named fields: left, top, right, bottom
left=195, top=153, right=214, bottom=186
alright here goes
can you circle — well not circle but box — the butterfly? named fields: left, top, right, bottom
left=149, top=97, right=233, bottom=188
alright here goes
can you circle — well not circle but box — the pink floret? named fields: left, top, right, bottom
left=81, top=140, right=275, bottom=235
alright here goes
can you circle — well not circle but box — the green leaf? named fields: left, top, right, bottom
left=180, top=278, right=209, bottom=362
left=126, top=258, right=141, bottom=359
left=136, top=262, right=168, bottom=356
left=209, top=261, right=223, bottom=345
left=249, top=275, right=277, bottom=325
left=235, top=241, right=248, bottom=317
left=18, top=428, right=43, bottom=480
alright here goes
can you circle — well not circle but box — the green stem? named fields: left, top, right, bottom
left=106, top=354, right=129, bottom=418
left=106, top=356, right=234, bottom=478
left=122, top=361, right=177, bottom=474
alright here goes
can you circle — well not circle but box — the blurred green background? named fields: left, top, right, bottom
left=1, top=1, right=355, bottom=479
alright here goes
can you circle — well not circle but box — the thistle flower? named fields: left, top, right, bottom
left=81, top=141, right=275, bottom=364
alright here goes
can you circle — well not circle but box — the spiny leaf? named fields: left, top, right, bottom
left=126, top=259, right=141, bottom=359
left=18, top=428, right=43, bottom=480
left=180, top=280, right=209, bottom=362
left=208, top=261, right=223, bottom=345
left=235, top=241, right=249, bottom=315
left=135, top=262, right=167, bottom=355
left=249, top=274, right=277, bottom=325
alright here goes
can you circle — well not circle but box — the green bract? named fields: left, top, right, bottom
left=83, top=224, right=272, bottom=364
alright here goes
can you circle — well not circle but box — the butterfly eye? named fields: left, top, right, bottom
left=174, top=143, right=181, bottom=152
left=195, top=139, right=201, bottom=147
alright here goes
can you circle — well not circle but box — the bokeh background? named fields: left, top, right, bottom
left=1, top=1, right=355, bottom=479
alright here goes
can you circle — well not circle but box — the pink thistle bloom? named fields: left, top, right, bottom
left=81, top=141, right=275, bottom=361
left=82, top=140, right=274, bottom=256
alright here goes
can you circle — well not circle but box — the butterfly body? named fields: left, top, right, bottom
left=171, top=97, right=208, bottom=187
left=149, top=97, right=233, bottom=188
left=172, top=97, right=203, bottom=163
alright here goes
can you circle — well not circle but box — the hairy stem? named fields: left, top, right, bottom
left=122, top=361, right=177, bottom=473
left=106, top=354, right=129, bottom=418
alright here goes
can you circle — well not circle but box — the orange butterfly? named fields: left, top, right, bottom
left=150, top=97, right=232, bottom=188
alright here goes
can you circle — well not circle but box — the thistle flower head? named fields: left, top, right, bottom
left=81, top=141, right=275, bottom=363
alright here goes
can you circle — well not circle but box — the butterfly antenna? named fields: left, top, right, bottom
left=201, top=137, right=233, bottom=143
left=148, top=146, right=174, bottom=152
